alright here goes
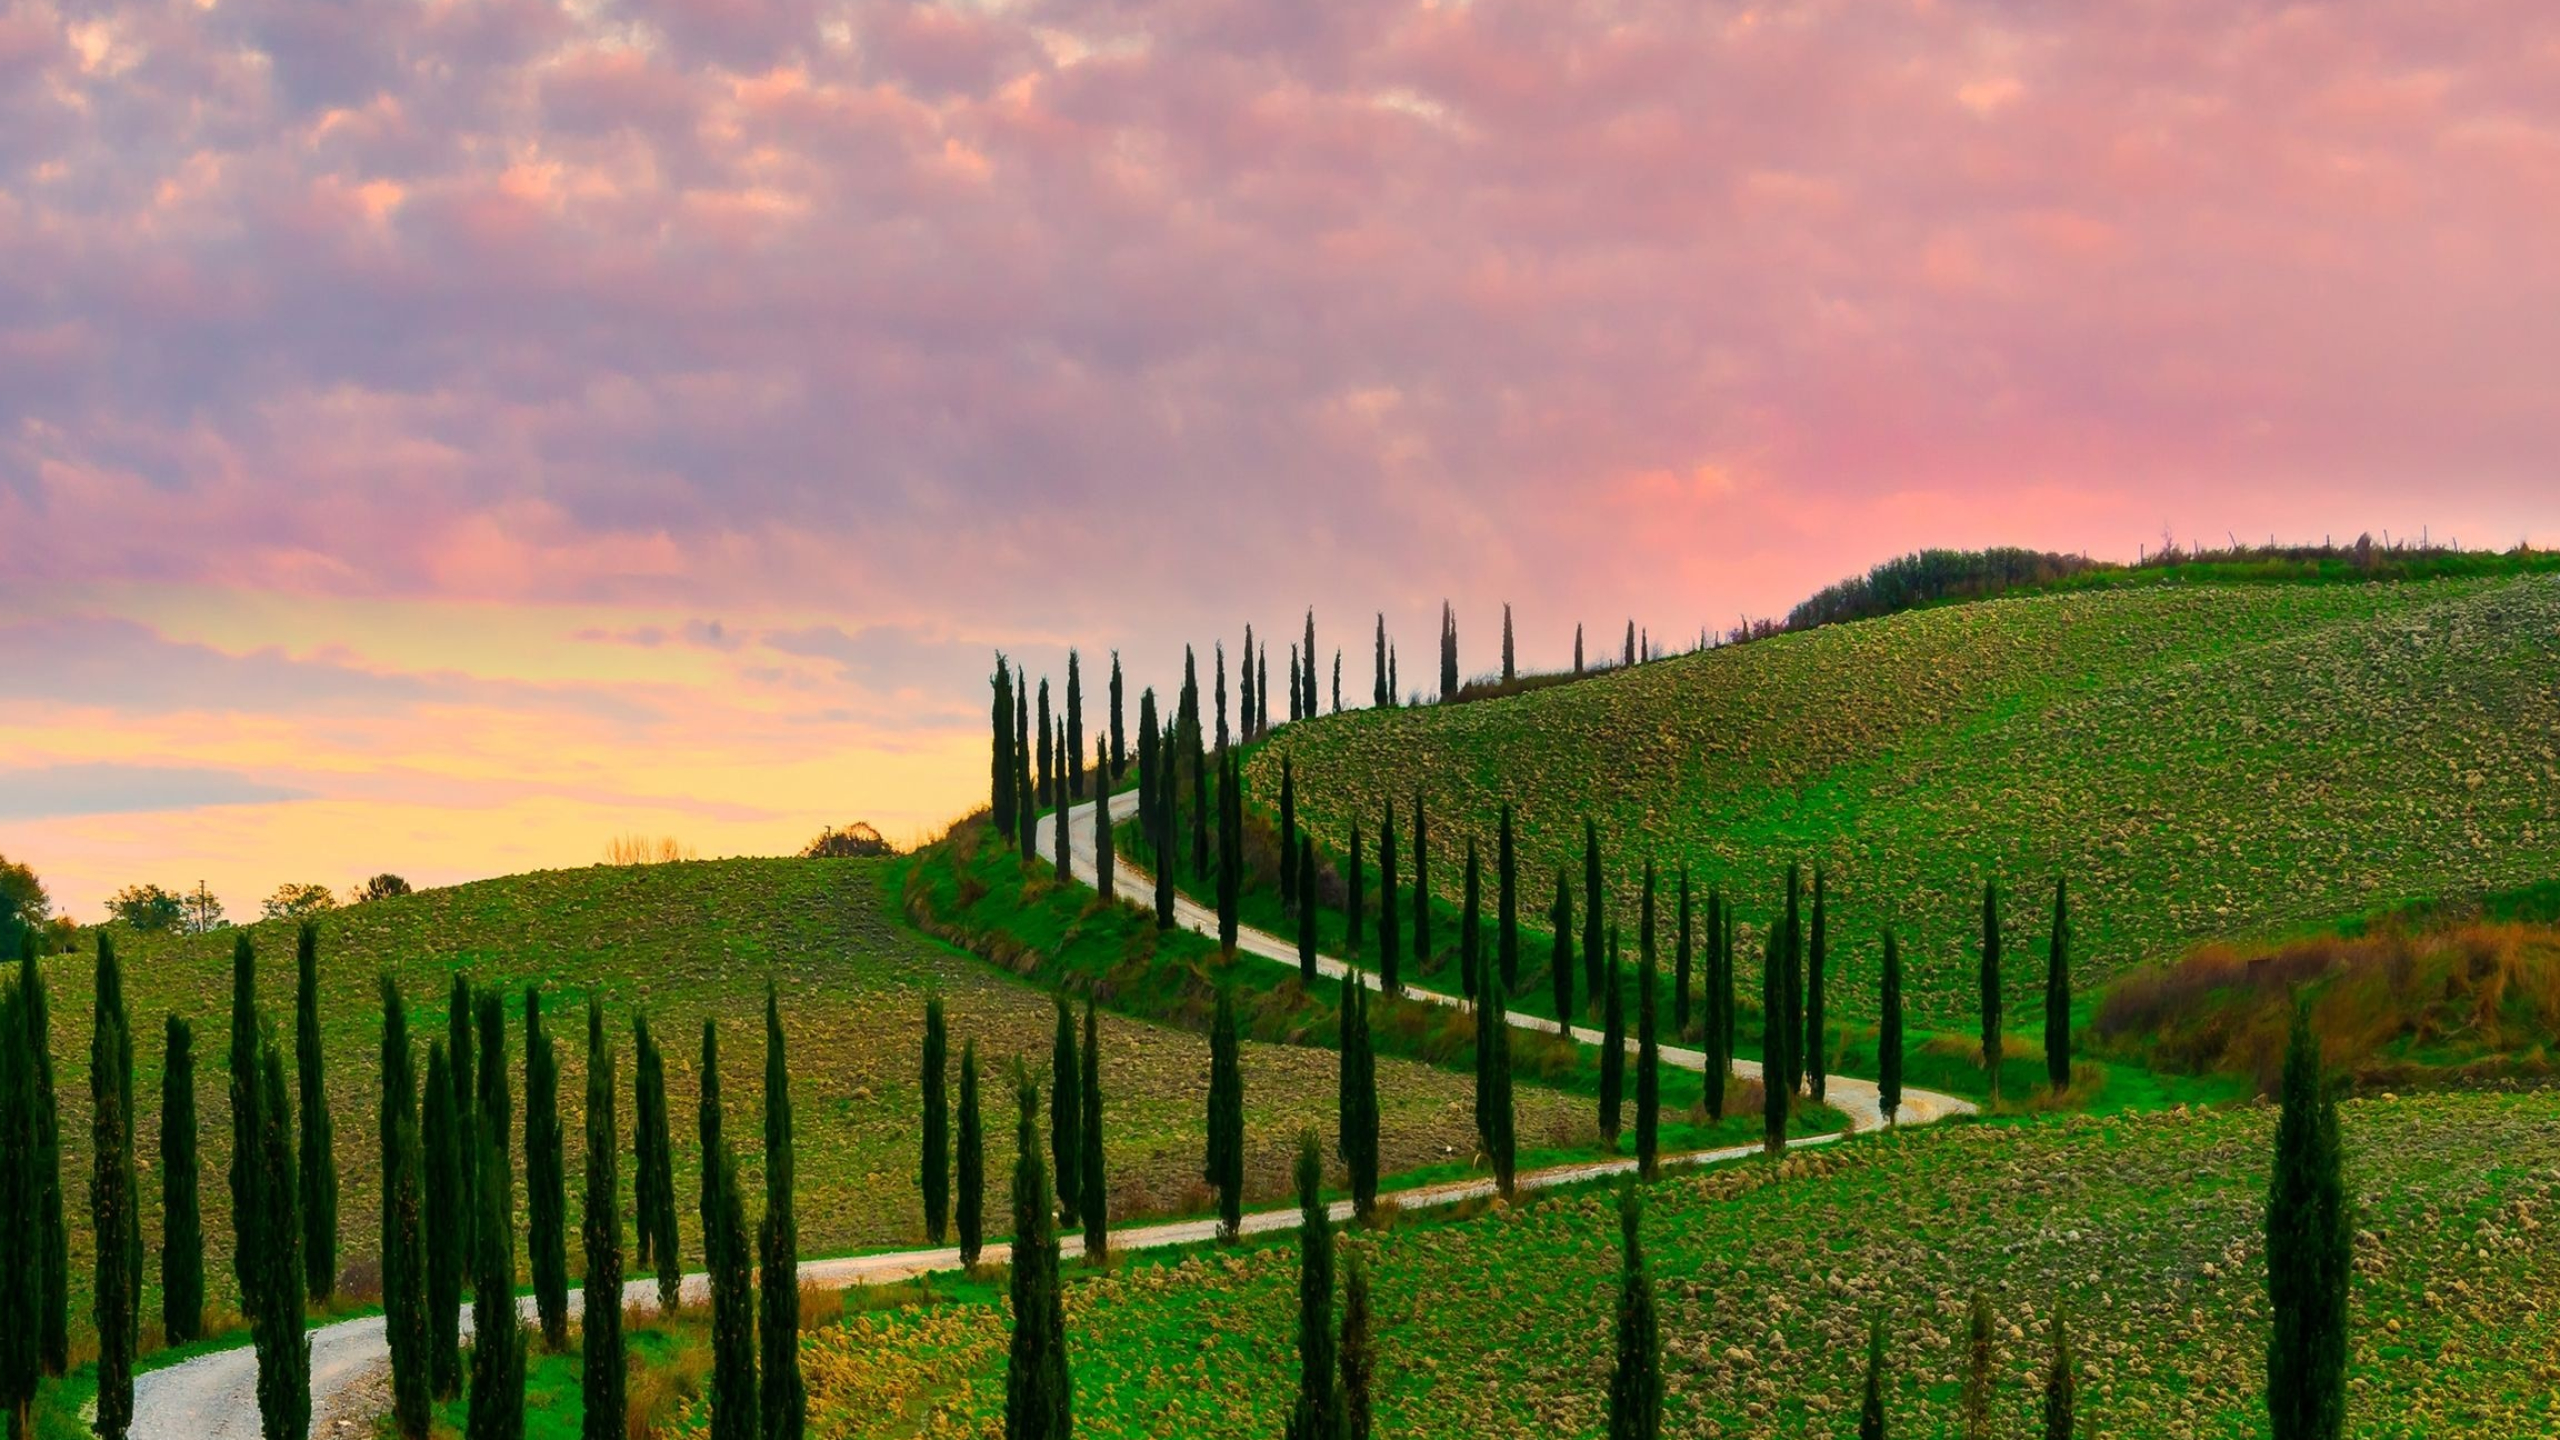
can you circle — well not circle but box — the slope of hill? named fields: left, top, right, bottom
left=1254, top=574, right=2560, bottom=1019
left=29, top=858, right=1567, bottom=1322
left=807, top=1090, right=2560, bottom=1437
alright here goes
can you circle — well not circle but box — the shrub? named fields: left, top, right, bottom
left=801, top=823, right=896, bottom=859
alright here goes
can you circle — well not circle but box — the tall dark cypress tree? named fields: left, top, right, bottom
left=633, top=1014, right=680, bottom=1315
left=1438, top=600, right=1458, bottom=702
left=422, top=1042, right=463, bottom=1398
left=1152, top=716, right=1177, bottom=929
left=1342, top=1251, right=1374, bottom=1440
left=1485, top=969, right=1515, bottom=1198
left=1052, top=764, right=1071, bottom=884
left=1190, top=653, right=1211, bottom=878
left=1635, top=931, right=1659, bottom=1181
left=921, top=997, right=950, bottom=1245
left=1497, top=805, right=1519, bottom=994
left=162, top=1013, right=204, bottom=1345
left=2267, top=1003, right=2348, bottom=1440
left=1215, top=641, right=1229, bottom=750
left=469, top=990, right=522, bottom=1440
left=1782, top=865, right=1804, bottom=1098
left=993, top=655, right=1016, bottom=838
left=526, top=987, right=568, bottom=1350
left=1108, top=651, right=1127, bottom=779
left=1284, top=1132, right=1341, bottom=1440
left=229, top=932, right=260, bottom=1316
left=251, top=1026, right=311, bottom=1440
left=582, top=1000, right=625, bottom=1440
left=1373, top=613, right=1388, bottom=707
left=1206, top=987, right=1244, bottom=1242
left=1411, top=795, right=1431, bottom=972
left=706, top=1140, right=757, bottom=1440
left=381, top=977, right=431, bottom=1440
left=1674, top=870, right=1692, bottom=1036
left=1338, top=979, right=1378, bottom=1222
left=1280, top=757, right=1299, bottom=914
left=1761, top=926, right=1788, bottom=1158
left=1136, top=689, right=1159, bottom=841
left=1302, top=609, right=1318, bottom=723
left=1094, top=742, right=1117, bottom=902
left=1880, top=932, right=1906, bottom=1124
left=2046, top=875, right=2072, bottom=1093
left=1388, top=644, right=1397, bottom=704
left=1242, top=628, right=1257, bottom=739
left=2043, top=1302, right=2075, bottom=1440
left=1702, top=892, right=1726, bottom=1120
left=1018, top=664, right=1036, bottom=862
left=1347, top=819, right=1364, bottom=956
left=287, top=928, right=335, bottom=1311
left=1501, top=602, right=1515, bottom=683
left=1285, top=642, right=1297, bottom=725
left=1599, top=929, right=1625, bottom=1146
left=1575, top=623, right=1585, bottom=675
left=0, top=984, right=37, bottom=1440
left=1806, top=871, right=1829, bottom=1105
left=1332, top=649, right=1342, bottom=715
left=1066, top=649, right=1085, bottom=801
left=1036, top=675, right=1054, bottom=808
left=1606, top=1181, right=1661, bottom=1440
left=698, top=1019, right=724, bottom=1275
left=1981, top=881, right=2005, bottom=1104
left=1582, top=820, right=1605, bottom=1003
left=17, top=940, right=65, bottom=1377
left=1004, top=1069, right=1072, bottom=1440
left=957, top=1040, right=985, bottom=1267
left=761, top=981, right=805, bottom=1440
left=92, top=939, right=136, bottom=1440
left=1216, top=752, right=1242, bottom=952
left=448, top=971, right=478, bottom=1287
left=1859, top=1310, right=1887, bottom=1440
left=1079, top=1001, right=1106, bottom=1266
left=1378, top=803, right=1401, bottom=994
left=1460, top=837, right=1481, bottom=1002
left=1299, top=837, right=1319, bottom=984
left=1550, top=870, right=1575, bottom=1035
left=1049, top=994, right=1082, bottom=1230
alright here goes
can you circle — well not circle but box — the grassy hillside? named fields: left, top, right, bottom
left=1254, top=575, right=2560, bottom=1020
left=27, top=858, right=1570, bottom=1329
left=806, top=1090, right=2560, bottom=1437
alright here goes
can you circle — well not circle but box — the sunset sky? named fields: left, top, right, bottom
left=6, top=0, right=2560, bottom=918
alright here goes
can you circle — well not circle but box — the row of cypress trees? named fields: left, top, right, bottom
left=919, top=992, right=1112, bottom=1273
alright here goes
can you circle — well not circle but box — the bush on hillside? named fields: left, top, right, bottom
left=801, top=822, right=896, bottom=859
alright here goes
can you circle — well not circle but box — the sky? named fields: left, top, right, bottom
left=5, top=0, right=2560, bottom=919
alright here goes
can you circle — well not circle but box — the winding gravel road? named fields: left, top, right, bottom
left=131, top=790, right=1969, bottom=1435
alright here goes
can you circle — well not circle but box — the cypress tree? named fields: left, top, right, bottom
left=1486, top=970, right=1515, bottom=1197
left=1411, top=795, right=1431, bottom=972
left=162, top=1013, right=204, bottom=1345
left=1497, top=805, right=1518, bottom=994
left=295, top=924, right=338, bottom=1304
left=2267, top=1002, right=2349, bottom=1440
left=422, top=1042, right=463, bottom=1397
left=1859, top=1310, right=1887, bottom=1440
left=1674, top=869, right=1692, bottom=1036
left=993, top=655, right=1015, bottom=839
left=2046, top=874, right=2072, bottom=1094
left=1806, top=870, right=1828, bottom=1105
left=1299, top=837, right=1319, bottom=984
left=1623, top=620, right=1635, bottom=667
left=1050, top=994, right=1082, bottom=1230
left=1332, top=648, right=1342, bottom=714
left=1962, top=1291, right=1994, bottom=1440
left=1460, top=837, right=1481, bottom=1002
left=1206, top=987, right=1244, bottom=1242
left=469, top=991, right=523, bottom=1440
left=1347, top=819, right=1364, bottom=956
left=526, top=987, right=568, bottom=1350
left=1018, top=664, right=1036, bottom=861
left=706, top=1140, right=757, bottom=1440
left=1264, top=641, right=1275, bottom=734
left=1302, top=609, right=1317, bottom=722
left=1582, top=820, right=1604, bottom=1003
left=1094, top=742, right=1116, bottom=902
left=1215, top=641, right=1229, bottom=750
left=1378, top=803, right=1401, bottom=994
left=381, top=977, right=431, bottom=1440
left=1339, top=979, right=1378, bottom=1222
left=922, top=997, right=950, bottom=1245
left=1066, top=649, right=1085, bottom=800
left=230, top=932, right=260, bottom=1316
left=1284, top=1132, right=1341, bottom=1440
left=1388, top=645, right=1397, bottom=705
left=633, top=1014, right=681, bottom=1315
left=1723, top=905, right=1740, bottom=1066
left=251, top=1026, right=312, bottom=1440
left=1373, top=613, right=1388, bottom=707
left=1004, top=1069, right=1072, bottom=1440
left=1109, top=651, right=1127, bottom=779
left=1550, top=869, right=1575, bottom=1035
left=761, top=981, right=805, bottom=1440
left=1280, top=757, right=1299, bottom=914
left=1981, top=881, right=2005, bottom=1104
left=582, top=1001, right=625, bottom=1440
left=1761, top=925, right=1788, bottom=1158
left=448, top=970, right=478, bottom=1287
left=0, top=984, right=37, bottom=1440
left=1052, top=762, right=1071, bottom=883
left=1501, top=602, right=1515, bottom=683
left=1286, top=642, right=1297, bottom=725
left=1341, top=1251, right=1373, bottom=1440
left=1438, top=600, right=1458, bottom=702
left=699, top=1019, right=723, bottom=1273
left=18, top=939, right=65, bottom=1376
left=1242, top=628, right=1257, bottom=738
left=2044, top=1302, right=2075, bottom=1440
left=1152, top=719, right=1177, bottom=929
left=1599, top=928, right=1625, bottom=1146
left=1881, top=932, right=1906, bottom=1124
left=1782, top=865, right=1803, bottom=1097
left=93, top=940, right=137, bottom=1440
left=1136, top=689, right=1159, bottom=841
left=1635, top=929, right=1659, bottom=1181
left=1702, top=892, right=1726, bottom=1121
left=1217, top=752, right=1242, bottom=952
left=1079, top=1000, right=1107, bottom=1265
left=1036, top=675, right=1053, bottom=807
left=1181, top=647, right=1205, bottom=875
left=1605, top=1181, right=1661, bottom=1440
left=957, top=1040, right=984, bottom=1267
left=1574, top=622, right=1585, bottom=675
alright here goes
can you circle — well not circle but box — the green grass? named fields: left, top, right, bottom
left=1252, top=574, right=2560, bottom=1025
left=805, top=1089, right=2560, bottom=1437
left=25, top=856, right=1613, bottom=1338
